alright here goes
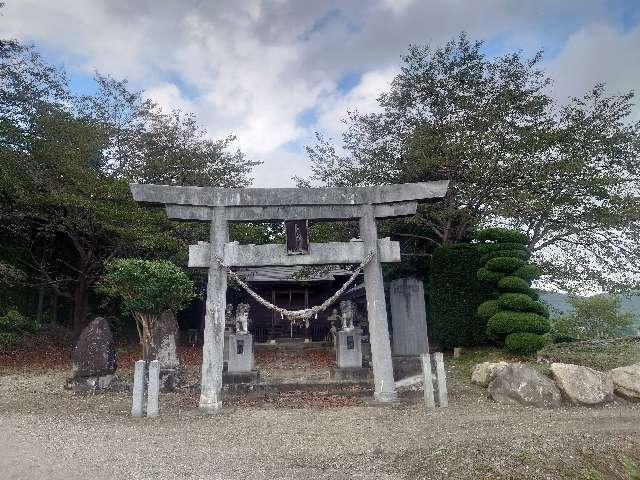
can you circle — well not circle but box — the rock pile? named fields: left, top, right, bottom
left=473, top=360, right=639, bottom=408
left=610, top=364, right=640, bottom=401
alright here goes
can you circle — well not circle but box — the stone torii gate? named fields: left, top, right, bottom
left=130, top=181, right=449, bottom=413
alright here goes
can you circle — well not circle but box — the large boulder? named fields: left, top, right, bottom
left=610, top=363, right=640, bottom=401
left=71, top=317, right=116, bottom=377
left=471, top=361, right=508, bottom=387
left=488, top=363, right=561, bottom=408
left=550, top=363, right=614, bottom=406
left=67, top=317, right=117, bottom=392
left=151, top=311, right=185, bottom=391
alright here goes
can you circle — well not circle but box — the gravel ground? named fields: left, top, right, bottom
left=1, top=369, right=640, bottom=480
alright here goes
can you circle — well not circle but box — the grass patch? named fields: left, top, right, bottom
left=538, top=337, right=640, bottom=371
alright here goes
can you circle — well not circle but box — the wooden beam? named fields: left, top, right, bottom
left=188, top=239, right=401, bottom=268
left=130, top=181, right=449, bottom=207
left=165, top=202, right=418, bottom=222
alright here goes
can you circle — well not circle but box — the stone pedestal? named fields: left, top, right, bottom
left=227, top=333, right=255, bottom=373
left=336, top=330, right=363, bottom=369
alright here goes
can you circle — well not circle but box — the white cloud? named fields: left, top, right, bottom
left=2, top=0, right=638, bottom=186
left=546, top=22, right=640, bottom=120
left=316, top=66, right=398, bottom=139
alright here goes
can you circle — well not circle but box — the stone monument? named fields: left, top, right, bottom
left=151, top=310, right=186, bottom=391
left=66, top=316, right=118, bottom=392
left=390, top=278, right=429, bottom=356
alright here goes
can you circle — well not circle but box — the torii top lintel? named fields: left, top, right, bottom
left=130, top=181, right=448, bottom=208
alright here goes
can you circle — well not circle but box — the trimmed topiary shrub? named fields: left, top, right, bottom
left=476, top=228, right=550, bottom=355
left=479, top=249, right=530, bottom=265
left=428, top=243, right=495, bottom=349
left=475, top=228, right=528, bottom=244
left=477, top=268, right=506, bottom=283
left=505, top=332, right=547, bottom=355
left=485, top=256, right=527, bottom=273
left=497, top=276, right=532, bottom=294
left=478, top=242, right=529, bottom=254
left=477, top=299, right=501, bottom=320
left=486, top=310, right=550, bottom=339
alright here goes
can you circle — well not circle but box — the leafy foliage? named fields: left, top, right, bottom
left=0, top=39, right=258, bottom=335
left=551, top=295, right=636, bottom=341
left=302, top=33, right=640, bottom=292
left=0, top=309, right=40, bottom=347
left=428, top=243, right=494, bottom=348
left=97, top=259, right=194, bottom=360
left=97, top=259, right=194, bottom=315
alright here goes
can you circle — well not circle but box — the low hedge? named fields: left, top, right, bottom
left=505, top=332, right=547, bottom=355
left=486, top=310, right=551, bottom=339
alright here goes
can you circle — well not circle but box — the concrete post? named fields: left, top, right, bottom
left=420, top=354, right=436, bottom=409
left=434, top=352, right=448, bottom=407
left=359, top=204, right=397, bottom=402
left=146, top=360, right=160, bottom=417
left=199, top=206, right=228, bottom=414
left=131, top=360, right=145, bottom=417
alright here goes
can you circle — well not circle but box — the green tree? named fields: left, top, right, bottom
left=0, top=40, right=258, bottom=335
left=552, top=295, right=635, bottom=341
left=97, top=259, right=194, bottom=361
left=304, top=34, right=640, bottom=292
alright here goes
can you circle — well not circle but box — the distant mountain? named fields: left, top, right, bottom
left=538, top=290, right=640, bottom=334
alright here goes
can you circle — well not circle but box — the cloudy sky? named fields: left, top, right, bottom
left=2, top=0, right=639, bottom=186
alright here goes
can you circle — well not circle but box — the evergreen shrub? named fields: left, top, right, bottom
left=485, top=256, right=527, bottom=273
left=476, top=228, right=550, bottom=355
left=486, top=310, right=550, bottom=338
left=477, top=300, right=501, bottom=320
left=505, top=332, right=547, bottom=355
left=429, top=243, right=495, bottom=349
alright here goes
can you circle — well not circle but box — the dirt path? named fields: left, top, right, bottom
left=1, top=370, right=639, bottom=479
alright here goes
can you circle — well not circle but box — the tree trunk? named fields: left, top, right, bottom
left=138, top=312, right=158, bottom=363
left=72, top=280, right=90, bottom=338
left=36, top=286, right=45, bottom=323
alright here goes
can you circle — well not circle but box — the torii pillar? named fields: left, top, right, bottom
left=130, top=181, right=449, bottom=412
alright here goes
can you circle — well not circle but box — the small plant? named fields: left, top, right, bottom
left=0, top=309, right=41, bottom=348
left=97, top=259, right=194, bottom=361
left=552, top=295, right=635, bottom=341
left=476, top=228, right=550, bottom=355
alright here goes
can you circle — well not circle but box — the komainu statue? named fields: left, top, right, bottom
left=339, top=300, right=354, bottom=331
left=235, top=303, right=251, bottom=334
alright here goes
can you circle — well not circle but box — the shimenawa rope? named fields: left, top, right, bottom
left=213, top=250, right=375, bottom=323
